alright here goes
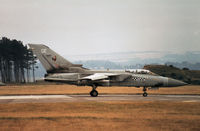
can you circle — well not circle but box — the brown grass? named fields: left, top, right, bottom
left=0, top=84, right=199, bottom=130
left=0, top=101, right=199, bottom=131
left=0, top=85, right=199, bottom=95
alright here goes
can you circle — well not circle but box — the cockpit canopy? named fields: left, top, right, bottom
left=125, top=69, right=156, bottom=75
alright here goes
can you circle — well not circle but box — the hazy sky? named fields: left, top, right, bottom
left=0, top=0, right=200, bottom=55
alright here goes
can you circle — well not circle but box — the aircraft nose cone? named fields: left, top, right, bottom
left=168, top=78, right=187, bottom=87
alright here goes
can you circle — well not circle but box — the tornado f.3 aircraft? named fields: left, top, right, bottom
left=28, top=44, right=187, bottom=97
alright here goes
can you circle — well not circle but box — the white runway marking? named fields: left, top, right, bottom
left=166, top=95, right=200, bottom=98
left=0, top=95, right=72, bottom=100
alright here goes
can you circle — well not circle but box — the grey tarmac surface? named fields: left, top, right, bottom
left=0, top=94, right=199, bottom=103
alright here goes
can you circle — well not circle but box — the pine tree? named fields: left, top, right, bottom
left=0, top=37, right=36, bottom=83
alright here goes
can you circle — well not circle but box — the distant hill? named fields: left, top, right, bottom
left=144, top=65, right=200, bottom=85
left=68, top=51, right=200, bottom=64
left=69, top=51, right=200, bottom=70
left=73, top=60, right=143, bottom=69
left=74, top=60, right=200, bottom=70
left=165, top=62, right=200, bottom=70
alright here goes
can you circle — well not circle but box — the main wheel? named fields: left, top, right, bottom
left=143, top=92, right=148, bottom=97
left=90, top=90, right=98, bottom=97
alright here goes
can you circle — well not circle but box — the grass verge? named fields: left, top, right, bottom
left=0, top=101, right=199, bottom=131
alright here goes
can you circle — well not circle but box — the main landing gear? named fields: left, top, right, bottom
left=90, top=85, right=98, bottom=97
left=143, top=87, right=148, bottom=97
left=89, top=85, right=148, bottom=97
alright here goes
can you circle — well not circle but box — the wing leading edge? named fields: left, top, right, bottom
left=80, top=73, right=132, bottom=81
left=80, top=73, right=119, bottom=81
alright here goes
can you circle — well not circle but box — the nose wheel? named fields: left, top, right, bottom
left=143, top=92, right=148, bottom=97
left=90, top=84, right=98, bottom=97
left=143, top=87, right=148, bottom=97
left=90, top=90, right=98, bottom=97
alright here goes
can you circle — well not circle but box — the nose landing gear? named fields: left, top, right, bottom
left=90, top=90, right=98, bottom=97
left=90, top=84, right=98, bottom=97
left=143, top=87, right=148, bottom=97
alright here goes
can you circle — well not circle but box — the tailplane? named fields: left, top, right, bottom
left=28, top=44, right=82, bottom=73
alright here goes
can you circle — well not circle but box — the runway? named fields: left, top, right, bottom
left=0, top=94, right=199, bottom=103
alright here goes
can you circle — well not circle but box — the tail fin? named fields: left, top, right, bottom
left=28, top=44, right=77, bottom=73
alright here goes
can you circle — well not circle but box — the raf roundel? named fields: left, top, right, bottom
left=52, top=56, right=57, bottom=61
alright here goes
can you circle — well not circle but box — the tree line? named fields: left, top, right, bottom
left=0, top=37, right=36, bottom=83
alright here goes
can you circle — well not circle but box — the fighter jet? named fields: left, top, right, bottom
left=28, top=44, right=187, bottom=97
